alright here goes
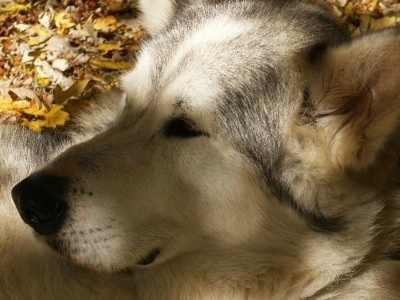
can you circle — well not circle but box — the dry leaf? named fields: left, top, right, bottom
left=89, top=58, right=132, bottom=70
left=0, top=4, right=30, bottom=13
left=0, top=95, right=69, bottom=132
left=93, top=16, right=118, bottom=32
left=54, top=79, right=91, bottom=105
left=54, top=11, right=76, bottom=29
left=370, top=15, right=397, bottom=30
left=34, top=60, right=74, bottom=89
left=0, top=0, right=143, bottom=131
left=27, top=25, right=53, bottom=46
left=97, top=43, right=122, bottom=53
left=22, top=104, right=69, bottom=132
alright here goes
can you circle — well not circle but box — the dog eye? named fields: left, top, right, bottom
left=165, top=117, right=207, bottom=138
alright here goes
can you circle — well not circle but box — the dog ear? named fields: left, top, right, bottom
left=307, top=28, right=400, bottom=172
left=136, top=0, right=179, bottom=35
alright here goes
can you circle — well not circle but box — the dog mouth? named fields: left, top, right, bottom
left=45, top=235, right=162, bottom=270
left=114, top=248, right=161, bottom=274
left=137, top=248, right=161, bottom=266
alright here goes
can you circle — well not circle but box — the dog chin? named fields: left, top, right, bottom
left=43, top=236, right=73, bottom=259
left=44, top=235, right=162, bottom=272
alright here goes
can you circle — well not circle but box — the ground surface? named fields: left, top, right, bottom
left=0, top=0, right=399, bottom=131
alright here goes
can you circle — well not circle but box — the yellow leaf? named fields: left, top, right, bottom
left=370, top=16, right=397, bottom=31
left=97, top=43, right=122, bottom=53
left=22, top=104, right=69, bottom=132
left=89, top=58, right=132, bottom=70
left=0, top=94, right=69, bottom=132
left=0, top=4, right=30, bottom=13
left=344, top=2, right=354, bottom=17
left=54, top=79, right=90, bottom=105
left=33, top=25, right=53, bottom=37
left=54, top=12, right=75, bottom=34
left=36, top=77, right=51, bottom=87
left=93, top=16, right=118, bottom=32
left=366, top=0, right=378, bottom=12
left=27, top=26, right=52, bottom=46
left=0, top=96, right=31, bottom=111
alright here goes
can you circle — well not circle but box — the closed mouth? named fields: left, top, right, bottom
left=137, top=248, right=161, bottom=266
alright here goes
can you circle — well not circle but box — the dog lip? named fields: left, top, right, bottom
left=118, top=268, right=135, bottom=275
left=137, top=248, right=161, bottom=266
left=45, top=236, right=69, bottom=257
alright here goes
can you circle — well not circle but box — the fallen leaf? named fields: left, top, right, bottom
left=93, top=16, right=118, bottom=32
left=0, top=0, right=145, bottom=131
left=54, top=79, right=91, bottom=105
left=6, top=87, right=39, bottom=103
left=54, top=11, right=76, bottom=35
left=34, top=59, right=74, bottom=89
left=89, top=58, right=132, bottom=70
left=0, top=4, right=30, bottom=13
left=0, top=95, right=69, bottom=131
left=52, top=58, right=70, bottom=72
left=370, top=15, right=397, bottom=30
left=27, top=25, right=53, bottom=46
left=97, top=43, right=122, bottom=53
left=39, top=11, right=53, bottom=29
left=22, top=104, right=69, bottom=132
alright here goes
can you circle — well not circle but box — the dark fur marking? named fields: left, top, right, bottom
left=388, top=252, right=400, bottom=261
left=300, top=87, right=316, bottom=124
left=307, top=213, right=342, bottom=233
left=165, top=117, right=209, bottom=138
left=218, top=63, right=342, bottom=234
left=308, top=42, right=327, bottom=62
left=272, top=178, right=342, bottom=233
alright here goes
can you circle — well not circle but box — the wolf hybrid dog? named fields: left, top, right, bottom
left=5, top=0, right=400, bottom=299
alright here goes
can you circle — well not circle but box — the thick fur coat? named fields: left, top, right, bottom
left=2, top=0, right=400, bottom=299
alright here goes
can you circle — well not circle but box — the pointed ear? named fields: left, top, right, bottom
left=308, top=28, right=400, bottom=171
left=136, top=0, right=179, bottom=34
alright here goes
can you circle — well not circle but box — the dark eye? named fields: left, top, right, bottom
left=165, top=117, right=208, bottom=138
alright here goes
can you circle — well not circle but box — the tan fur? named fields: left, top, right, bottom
left=2, top=1, right=400, bottom=299
left=0, top=95, right=136, bottom=299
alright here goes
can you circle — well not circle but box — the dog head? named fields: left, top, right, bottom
left=12, top=0, right=400, bottom=276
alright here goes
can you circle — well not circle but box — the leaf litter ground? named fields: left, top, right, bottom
left=0, top=0, right=145, bottom=131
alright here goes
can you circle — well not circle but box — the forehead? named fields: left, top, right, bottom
left=122, top=18, right=254, bottom=111
left=120, top=1, right=342, bottom=112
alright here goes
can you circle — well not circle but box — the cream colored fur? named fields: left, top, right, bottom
left=2, top=1, right=400, bottom=299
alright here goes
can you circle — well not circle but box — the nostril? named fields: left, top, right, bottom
left=21, top=201, right=66, bottom=225
left=12, top=173, right=70, bottom=235
left=22, top=208, right=41, bottom=225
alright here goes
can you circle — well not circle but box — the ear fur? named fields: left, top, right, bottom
left=308, top=28, right=400, bottom=172
left=136, top=0, right=178, bottom=34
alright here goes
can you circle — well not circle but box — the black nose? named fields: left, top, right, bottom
left=11, top=173, right=69, bottom=235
